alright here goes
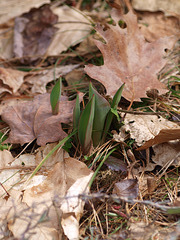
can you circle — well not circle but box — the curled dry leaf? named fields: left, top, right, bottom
left=113, top=178, right=139, bottom=199
left=1, top=93, right=83, bottom=146
left=137, top=128, right=180, bottom=150
left=85, top=9, right=177, bottom=101
left=0, top=67, right=26, bottom=94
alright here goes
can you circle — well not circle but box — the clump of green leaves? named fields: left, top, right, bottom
left=50, top=78, right=124, bottom=155
left=74, top=83, right=125, bottom=154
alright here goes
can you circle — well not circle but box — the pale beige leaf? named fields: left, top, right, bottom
left=85, top=9, right=177, bottom=101
left=132, top=0, right=180, bottom=16
left=0, top=25, right=13, bottom=59
left=0, top=67, right=26, bottom=94
left=0, top=0, right=50, bottom=24
left=61, top=173, right=93, bottom=240
left=47, top=6, right=92, bottom=55
left=22, top=156, right=92, bottom=240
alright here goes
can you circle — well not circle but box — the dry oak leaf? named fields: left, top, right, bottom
left=84, top=9, right=177, bottom=101
left=1, top=93, right=82, bottom=146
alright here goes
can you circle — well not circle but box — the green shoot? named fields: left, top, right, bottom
left=50, top=77, right=62, bottom=115
left=73, top=94, right=81, bottom=143
left=89, top=82, right=110, bottom=146
left=78, top=95, right=95, bottom=154
left=101, top=83, right=125, bottom=143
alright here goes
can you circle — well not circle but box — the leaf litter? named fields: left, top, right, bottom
left=0, top=0, right=180, bottom=239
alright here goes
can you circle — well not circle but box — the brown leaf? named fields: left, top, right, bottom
left=1, top=93, right=83, bottom=146
left=85, top=9, right=177, bottom=101
left=13, top=4, right=58, bottom=63
left=113, top=178, right=139, bottom=199
left=137, top=128, right=180, bottom=150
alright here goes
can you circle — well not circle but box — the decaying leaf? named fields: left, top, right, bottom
left=85, top=9, right=177, bottom=101
left=1, top=93, right=83, bottom=146
left=113, top=178, right=139, bottom=199
left=0, top=67, right=26, bottom=94
left=13, top=4, right=58, bottom=62
left=152, top=142, right=180, bottom=168
left=118, top=114, right=179, bottom=146
left=60, top=173, right=93, bottom=240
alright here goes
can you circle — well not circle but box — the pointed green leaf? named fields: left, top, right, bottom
left=78, top=95, right=95, bottom=154
left=73, top=94, right=80, bottom=130
left=111, top=83, right=125, bottom=109
left=50, top=77, right=62, bottom=115
left=101, top=83, right=125, bottom=143
left=89, top=82, right=110, bottom=146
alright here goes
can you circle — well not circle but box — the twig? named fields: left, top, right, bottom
left=118, top=108, right=165, bottom=116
